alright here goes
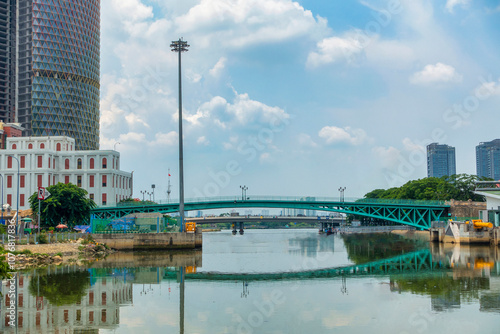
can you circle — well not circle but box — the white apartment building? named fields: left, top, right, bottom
left=0, top=136, right=133, bottom=210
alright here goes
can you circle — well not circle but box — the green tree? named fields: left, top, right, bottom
left=28, top=271, right=90, bottom=306
left=363, top=174, right=491, bottom=202
left=29, top=183, right=96, bottom=228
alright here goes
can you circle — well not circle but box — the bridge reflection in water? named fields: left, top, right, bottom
left=2, top=241, right=499, bottom=333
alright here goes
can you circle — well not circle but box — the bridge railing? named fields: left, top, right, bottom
left=106, top=196, right=448, bottom=208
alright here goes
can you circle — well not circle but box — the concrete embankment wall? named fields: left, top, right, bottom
left=93, top=231, right=202, bottom=250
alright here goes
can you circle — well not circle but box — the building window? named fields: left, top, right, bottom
left=101, top=309, right=106, bottom=323
left=89, top=292, right=94, bottom=305
left=89, top=311, right=94, bottom=322
left=102, top=158, right=107, bottom=169
left=90, top=193, right=94, bottom=201
left=53, top=158, right=55, bottom=169
left=37, top=175, right=42, bottom=188
left=48, top=175, right=51, bottom=186
left=102, top=292, right=106, bottom=305
left=56, top=143, right=61, bottom=151
left=7, top=176, right=12, bottom=188
left=12, top=144, right=16, bottom=150
left=102, top=193, right=107, bottom=205
left=7, top=156, right=12, bottom=168
left=7, top=194, right=11, bottom=206
left=28, top=143, right=33, bottom=149
left=37, top=156, right=43, bottom=168
left=102, top=175, right=107, bottom=187
left=40, top=143, right=45, bottom=149
left=65, top=159, right=69, bottom=169
left=77, top=158, right=82, bottom=169
left=89, top=175, right=94, bottom=187
left=20, top=194, right=25, bottom=207
left=20, top=175, right=25, bottom=188
left=76, top=310, right=81, bottom=322
left=65, top=176, right=69, bottom=184
left=77, top=176, right=82, bottom=187
left=20, top=156, right=25, bottom=168
left=90, top=158, right=94, bottom=169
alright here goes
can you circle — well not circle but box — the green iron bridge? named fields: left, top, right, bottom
left=91, top=196, right=450, bottom=230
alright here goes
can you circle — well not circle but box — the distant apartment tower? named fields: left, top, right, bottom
left=0, top=0, right=100, bottom=150
left=427, top=143, right=456, bottom=178
left=476, top=139, right=500, bottom=180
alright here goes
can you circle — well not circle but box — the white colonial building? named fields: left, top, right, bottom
left=0, top=136, right=133, bottom=210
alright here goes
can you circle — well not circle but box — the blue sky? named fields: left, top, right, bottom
left=100, top=0, right=500, bottom=201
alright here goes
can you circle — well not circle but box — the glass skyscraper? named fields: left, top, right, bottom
left=1, top=0, right=100, bottom=150
left=427, top=143, right=456, bottom=178
left=476, top=139, right=500, bottom=180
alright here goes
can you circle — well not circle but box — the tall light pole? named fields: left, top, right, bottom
left=171, top=38, right=189, bottom=233
left=151, top=184, right=155, bottom=202
left=0, top=174, right=3, bottom=224
left=140, top=190, right=146, bottom=202
left=8, top=155, right=19, bottom=235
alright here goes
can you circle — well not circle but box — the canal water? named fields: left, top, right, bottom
left=2, top=229, right=499, bottom=333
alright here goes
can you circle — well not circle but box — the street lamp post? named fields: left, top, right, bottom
left=171, top=38, right=189, bottom=233
left=151, top=184, right=155, bottom=202
left=338, top=187, right=346, bottom=203
left=140, top=190, right=146, bottom=202
left=240, top=185, right=248, bottom=201
left=8, top=155, right=20, bottom=235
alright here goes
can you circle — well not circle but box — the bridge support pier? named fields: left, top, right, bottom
left=232, top=222, right=244, bottom=235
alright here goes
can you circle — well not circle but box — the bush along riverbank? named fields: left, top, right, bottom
left=0, top=235, right=114, bottom=272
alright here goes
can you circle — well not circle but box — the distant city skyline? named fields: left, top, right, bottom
left=99, top=1, right=500, bottom=199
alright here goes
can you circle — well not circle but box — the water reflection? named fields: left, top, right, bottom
left=390, top=244, right=500, bottom=313
left=0, top=267, right=132, bottom=332
left=1, top=231, right=499, bottom=333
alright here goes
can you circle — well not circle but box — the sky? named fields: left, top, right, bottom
left=99, top=0, right=500, bottom=201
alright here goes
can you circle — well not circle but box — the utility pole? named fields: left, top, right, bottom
left=171, top=38, right=189, bottom=232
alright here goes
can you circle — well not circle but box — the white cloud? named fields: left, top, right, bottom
left=402, top=138, right=425, bottom=153
left=318, top=126, right=369, bottom=146
left=150, top=132, right=178, bottom=147
left=297, top=133, right=317, bottom=148
left=111, top=0, right=154, bottom=22
left=307, top=34, right=363, bottom=67
left=474, top=78, right=500, bottom=97
left=197, top=136, right=209, bottom=145
left=209, top=57, right=227, bottom=78
left=372, top=146, right=401, bottom=169
left=410, top=63, right=463, bottom=85
left=188, top=92, right=290, bottom=128
left=175, top=0, right=327, bottom=48
left=445, top=0, right=470, bottom=13
left=125, top=113, right=150, bottom=129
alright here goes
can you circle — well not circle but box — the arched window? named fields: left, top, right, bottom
left=90, top=158, right=94, bottom=169
left=65, top=159, right=70, bottom=170
left=102, top=158, right=107, bottom=169
left=40, top=143, right=45, bottom=149
left=77, top=158, right=82, bottom=170
left=28, top=143, right=33, bottom=149
left=56, top=143, right=61, bottom=151
left=11, top=144, right=16, bottom=150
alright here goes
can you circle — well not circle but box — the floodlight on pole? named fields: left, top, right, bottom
left=171, top=38, right=189, bottom=232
